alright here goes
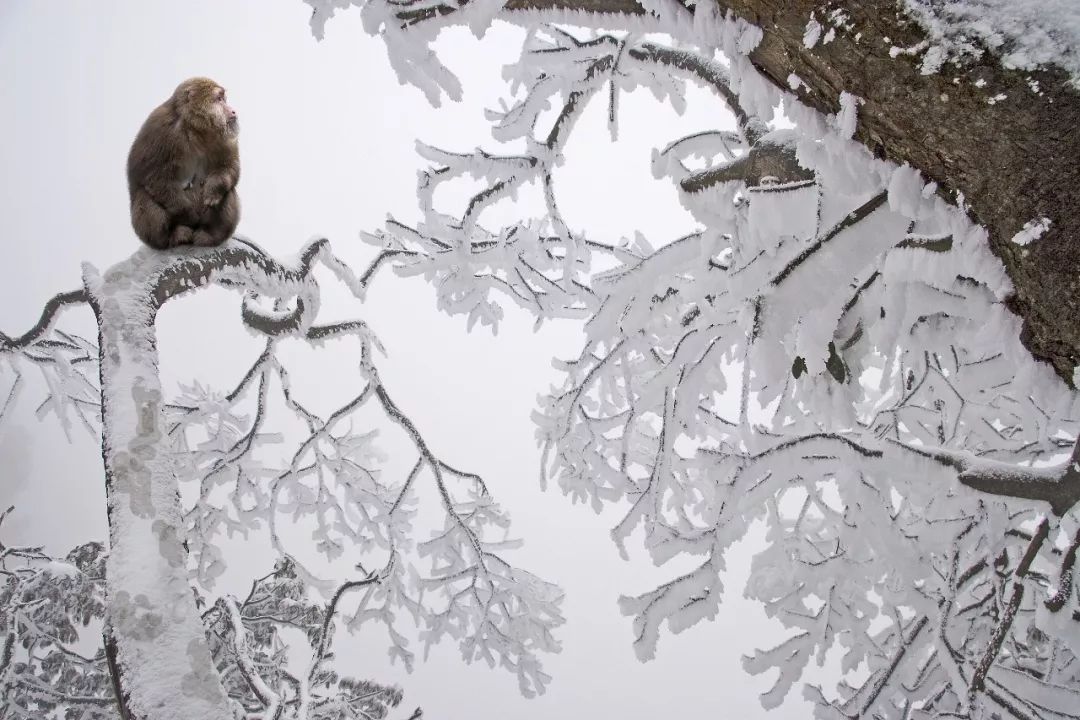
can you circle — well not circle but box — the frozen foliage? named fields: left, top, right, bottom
left=0, top=515, right=113, bottom=720
left=202, top=558, right=409, bottom=720
left=1, top=238, right=562, bottom=718
left=0, top=511, right=409, bottom=720
left=311, top=1, right=1080, bottom=716
left=902, top=0, right=1080, bottom=85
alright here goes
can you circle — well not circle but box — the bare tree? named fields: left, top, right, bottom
left=304, top=3, right=1080, bottom=716
left=0, top=240, right=563, bottom=719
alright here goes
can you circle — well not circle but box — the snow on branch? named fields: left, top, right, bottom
left=901, top=440, right=1080, bottom=517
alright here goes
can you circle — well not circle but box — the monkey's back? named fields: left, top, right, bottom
left=126, top=103, right=187, bottom=200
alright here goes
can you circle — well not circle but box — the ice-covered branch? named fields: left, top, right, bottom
left=683, top=134, right=814, bottom=194
left=0, top=529, right=115, bottom=719
left=201, top=562, right=411, bottom=720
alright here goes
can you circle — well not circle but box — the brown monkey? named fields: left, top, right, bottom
left=127, top=77, right=241, bottom=249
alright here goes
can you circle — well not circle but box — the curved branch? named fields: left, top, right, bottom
left=628, top=42, right=759, bottom=141
left=0, top=289, right=89, bottom=351
left=151, top=238, right=330, bottom=308
left=398, top=0, right=647, bottom=27
left=359, top=249, right=415, bottom=288
left=241, top=296, right=308, bottom=337
left=544, top=55, right=614, bottom=149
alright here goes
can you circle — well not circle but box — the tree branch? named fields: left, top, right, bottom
left=1046, top=523, right=1080, bottom=613
left=151, top=238, right=330, bottom=308
left=918, top=441, right=1080, bottom=517
left=0, top=289, right=89, bottom=351
left=770, top=191, right=888, bottom=287
left=968, top=517, right=1049, bottom=697
left=627, top=42, right=757, bottom=140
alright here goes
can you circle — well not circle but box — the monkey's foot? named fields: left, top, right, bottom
left=191, top=230, right=225, bottom=247
left=168, top=226, right=195, bottom=248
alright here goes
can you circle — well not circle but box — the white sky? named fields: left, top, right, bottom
left=0, top=2, right=834, bottom=716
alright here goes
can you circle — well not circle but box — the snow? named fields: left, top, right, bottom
left=902, top=0, right=1080, bottom=85
left=834, top=93, right=861, bottom=139
left=1011, top=216, right=1051, bottom=246
left=803, top=17, right=823, bottom=49
left=44, top=559, right=80, bottom=578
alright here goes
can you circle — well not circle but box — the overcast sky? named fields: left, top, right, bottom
left=0, top=2, right=832, bottom=716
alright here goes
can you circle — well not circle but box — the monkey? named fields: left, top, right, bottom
left=126, top=77, right=241, bottom=249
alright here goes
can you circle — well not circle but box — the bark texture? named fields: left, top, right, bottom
left=498, top=0, right=1080, bottom=382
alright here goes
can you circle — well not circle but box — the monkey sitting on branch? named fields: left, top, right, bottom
left=127, top=77, right=241, bottom=249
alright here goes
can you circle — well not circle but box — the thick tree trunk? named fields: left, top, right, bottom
left=84, top=254, right=234, bottom=720
left=501, top=0, right=1080, bottom=382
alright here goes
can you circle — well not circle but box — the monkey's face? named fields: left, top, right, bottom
left=212, top=85, right=239, bottom=137
left=180, top=79, right=239, bottom=138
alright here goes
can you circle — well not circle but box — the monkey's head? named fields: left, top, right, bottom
left=174, top=77, right=239, bottom=140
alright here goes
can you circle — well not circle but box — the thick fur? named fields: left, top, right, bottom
left=127, top=78, right=241, bottom=249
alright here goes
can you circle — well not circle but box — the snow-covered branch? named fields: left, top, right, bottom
left=901, top=440, right=1080, bottom=517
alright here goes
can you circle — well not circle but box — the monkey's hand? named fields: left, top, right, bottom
left=201, top=176, right=231, bottom=209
